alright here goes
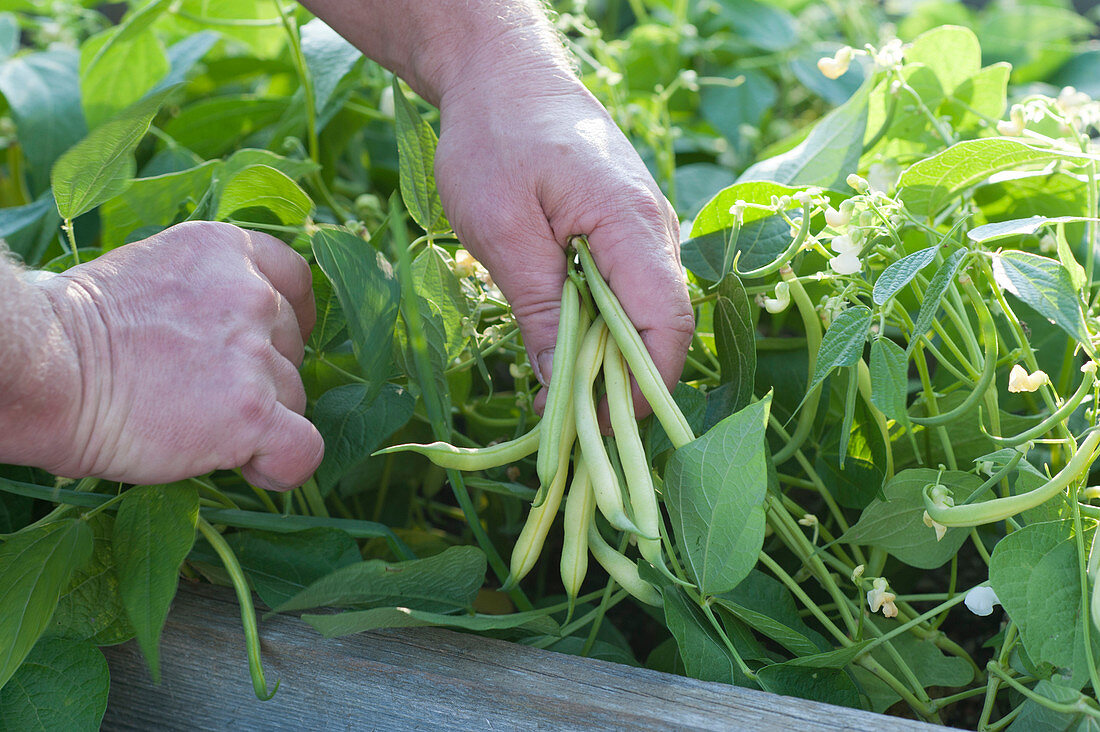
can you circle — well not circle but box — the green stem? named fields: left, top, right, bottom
left=196, top=516, right=278, bottom=700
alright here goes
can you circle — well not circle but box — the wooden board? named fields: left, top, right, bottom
left=102, top=582, right=953, bottom=731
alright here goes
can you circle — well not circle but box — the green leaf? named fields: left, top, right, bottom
left=658, top=584, right=740, bottom=685
left=907, top=249, right=967, bottom=356
left=739, top=80, right=870, bottom=189
left=717, top=570, right=828, bottom=654
left=1005, top=680, right=1087, bottom=732
left=1057, top=223, right=1088, bottom=294
left=313, top=383, right=415, bottom=493
left=301, top=18, right=362, bottom=117
left=0, top=520, right=93, bottom=690
left=717, top=0, right=797, bottom=52
left=906, top=25, right=980, bottom=94
left=782, top=640, right=873, bottom=669
left=692, top=181, right=804, bottom=237
left=946, top=63, right=1010, bottom=131
left=714, top=275, right=755, bottom=413
left=665, top=396, right=771, bottom=595
left=966, top=215, right=1095, bottom=244
left=112, top=483, right=199, bottom=682
left=412, top=245, right=469, bottom=361
left=161, top=96, right=288, bottom=159
left=0, top=636, right=109, bottom=731
left=308, top=263, right=347, bottom=352
left=872, top=245, right=938, bottom=305
left=392, top=79, right=448, bottom=233
left=756, top=661, right=860, bottom=708
left=869, top=337, right=909, bottom=424
left=213, top=164, right=314, bottom=225
left=80, top=25, right=169, bottom=129
left=51, top=85, right=177, bottom=221
left=274, top=545, right=486, bottom=614
left=0, top=49, right=86, bottom=194
left=99, top=160, right=218, bottom=247
left=699, top=70, right=777, bottom=150
left=816, top=454, right=883, bottom=510
left=0, top=13, right=17, bottom=62
left=808, top=306, right=871, bottom=395
left=50, top=514, right=133, bottom=646
left=225, top=528, right=360, bottom=610
left=682, top=212, right=793, bottom=281
left=311, top=227, right=401, bottom=402
left=979, top=5, right=1094, bottom=83
left=990, top=521, right=1098, bottom=688
left=991, top=250, right=1091, bottom=351
left=0, top=196, right=54, bottom=240
left=303, top=605, right=558, bottom=638
left=841, top=468, right=986, bottom=569
left=645, top=382, right=708, bottom=457
left=898, top=138, right=1077, bottom=217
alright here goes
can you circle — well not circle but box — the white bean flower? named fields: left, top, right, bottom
left=964, top=586, right=1001, bottom=617
left=867, top=577, right=898, bottom=618
left=829, top=234, right=861, bottom=275
left=1008, top=364, right=1048, bottom=393
left=817, top=46, right=854, bottom=79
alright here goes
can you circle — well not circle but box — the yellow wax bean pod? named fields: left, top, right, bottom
left=572, top=317, right=644, bottom=535
left=603, top=338, right=662, bottom=564
left=574, top=237, right=695, bottom=449
left=561, top=451, right=594, bottom=612
left=373, top=423, right=540, bottom=471
left=587, top=521, right=662, bottom=607
left=508, top=400, right=576, bottom=585
left=536, top=279, right=583, bottom=492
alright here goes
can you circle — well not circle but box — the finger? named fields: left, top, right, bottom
left=269, top=349, right=308, bottom=415
left=270, top=293, right=306, bottom=366
left=583, top=203, right=693, bottom=419
left=241, top=406, right=325, bottom=492
left=447, top=199, right=569, bottom=389
left=247, top=230, right=316, bottom=340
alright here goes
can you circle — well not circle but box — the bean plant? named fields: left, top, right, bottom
left=2, top=1, right=1100, bottom=730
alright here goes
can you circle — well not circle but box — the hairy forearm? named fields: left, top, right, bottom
left=0, top=253, right=41, bottom=406
left=298, top=0, right=573, bottom=105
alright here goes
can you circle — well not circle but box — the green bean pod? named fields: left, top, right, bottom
left=535, top=293, right=589, bottom=501
left=925, top=428, right=1100, bottom=527
left=603, top=337, right=662, bottom=563
left=587, top=521, right=662, bottom=607
left=983, top=362, right=1098, bottom=446
left=373, top=423, right=541, bottom=470
left=508, top=400, right=576, bottom=584
left=573, top=238, right=695, bottom=449
left=573, top=317, right=644, bottom=535
left=561, top=451, right=594, bottom=606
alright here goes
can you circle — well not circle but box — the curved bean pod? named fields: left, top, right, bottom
left=587, top=520, right=662, bottom=607
left=981, top=362, right=1098, bottom=447
left=924, top=428, right=1100, bottom=527
left=373, top=423, right=541, bottom=470
left=507, top=400, right=576, bottom=584
left=603, top=337, right=662, bottom=563
left=573, top=238, right=695, bottom=449
left=561, top=451, right=594, bottom=607
left=573, top=317, right=644, bottom=535
left=537, top=279, right=584, bottom=491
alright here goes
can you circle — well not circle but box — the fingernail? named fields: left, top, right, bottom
left=536, top=349, right=555, bottom=387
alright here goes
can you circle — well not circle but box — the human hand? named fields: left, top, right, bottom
left=434, top=70, right=694, bottom=417
left=8, top=222, right=322, bottom=490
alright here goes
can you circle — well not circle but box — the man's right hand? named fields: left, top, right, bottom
left=0, top=221, right=323, bottom=491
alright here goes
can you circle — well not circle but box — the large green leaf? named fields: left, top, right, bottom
left=213, top=163, right=314, bottom=225
left=412, top=245, right=469, bottom=361
left=392, top=79, right=448, bottom=233
left=274, top=545, right=486, bottom=614
left=682, top=212, right=793, bottom=282
left=898, top=138, right=1079, bottom=217
left=112, top=483, right=199, bottom=682
left=225, top=528, right=360, bottom=610
left=0, top=636, right=109, bottom=731
left=841, top=469, right=986, bottom=569
left=311, top=227, right=401, bottom=403
left=303, top=606, right=557, bottom=638
left=313, top=383, right=415, bottom=493
left=991, top=250, right=1091, bottom=351
left=906, top=25, right=980, bottom=95
left=717, top=571, right=828, bottom=658
left=691, top=181, right=804, bottom=237
left=756, top=661, right=860, bottom=708
left=808, top=306, right=871, bottom=394
left=656, top=581, right=747, bottom=685
left=0, top=196, right=54, bottom=240
left=990, top=521, right=1098, bottom=689
left=50, top=514, right=133, bottom=646
left=161, top=96, right=288, bottom=159
left=739, top=80, right=870, bottom=189
left=99, top=160, right=218, bottom=247
left=80, top=25, right=169, bottom=129
left=0, top=520, right=93, bottom=690
left=0, top=49, right=86, bottom=194
left=301, top=18, right=362, bottom=116
left=50, top=85, right=177, bottom=221
left=665, top=396, right=771, bottom=595
left=714, top=274, right=755, bottom=413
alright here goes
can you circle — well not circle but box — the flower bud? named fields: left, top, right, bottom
left=846, top=174, right=868, bottom=192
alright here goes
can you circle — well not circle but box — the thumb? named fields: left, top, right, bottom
left=242, top=407, right=325, bottom=491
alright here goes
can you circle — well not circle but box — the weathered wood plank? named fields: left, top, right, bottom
left=102, top=582, right=952, bottom=731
